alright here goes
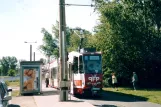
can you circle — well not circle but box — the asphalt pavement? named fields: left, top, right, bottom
left=79, top=90, right=161, bottom=107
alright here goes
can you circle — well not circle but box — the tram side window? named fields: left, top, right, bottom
left=72, top=56, right=78, bottom=73
left=79, top=56, right=84, bottom=73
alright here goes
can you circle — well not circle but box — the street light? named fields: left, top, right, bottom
left=73, top=28, right=84, bottom=38
left=24, top=41, right=37, bottom=61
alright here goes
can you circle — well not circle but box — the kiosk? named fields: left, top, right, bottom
left=20, top=61, right=43, bottom=95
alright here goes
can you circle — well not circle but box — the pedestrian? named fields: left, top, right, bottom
left=112, top=73, right=118, bottom=91
left=132, top=72, right=138, bottom=91
left=45, top=72, right=49, bottom=88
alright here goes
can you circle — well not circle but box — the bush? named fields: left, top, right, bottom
left=8, top=69, right=16, bottom=76
left=103, top=77, right=112, bottom=87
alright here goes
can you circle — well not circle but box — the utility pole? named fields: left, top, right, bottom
left=59, top=0, right=68, bottom=101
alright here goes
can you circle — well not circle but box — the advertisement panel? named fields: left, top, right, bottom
left=22, top=67, right=39, bottom=91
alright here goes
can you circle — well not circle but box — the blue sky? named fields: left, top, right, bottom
left=0, top=0, right=98, bottom=61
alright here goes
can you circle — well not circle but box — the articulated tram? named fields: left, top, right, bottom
left=47, top=48, right=103, bottom=97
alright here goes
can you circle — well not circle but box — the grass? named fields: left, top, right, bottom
left=11, top=90, right=20, bottom=96
left=8, top=81, right=20, bottom=87
left=6, top=81, right=20, bottom=97
left=6, top=80, right=20, bottom=87
left=103, top=87, right=161, bottom=105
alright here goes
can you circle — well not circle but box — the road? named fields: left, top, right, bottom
left=78, top=90, right=161, bottom=107
left=0, top=76, right=20, bottom=82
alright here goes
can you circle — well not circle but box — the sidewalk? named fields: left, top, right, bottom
left=34, top=84, right=95, bottom=107
left=11, top=84, right=95, bottom=107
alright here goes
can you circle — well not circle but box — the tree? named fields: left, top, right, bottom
left=67, top=28, right=93, bottom=52
left=0, top=56, right=18, bottom=76
left=0, top=65, right=3, bottom=76
left=39, top=58, right=46, bottom=65
left=92, top=0, right=161, bottom=87
left=51, top=21, right=93, bottom=52
left=8, top=69, right=16, bottom=76
left=39, top=28, right=59, bottom=59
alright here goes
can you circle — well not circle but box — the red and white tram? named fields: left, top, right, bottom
left=47, top=48, right=103, bottom=97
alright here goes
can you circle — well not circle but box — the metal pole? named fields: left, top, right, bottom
left=30, top=44, right=32, bottom=61
left=59, top=0, right=68, bottom=101
left=33, top=52, right=35, bottom=61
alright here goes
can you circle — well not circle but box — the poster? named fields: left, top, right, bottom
left=23, top=68, right=39, bottom=91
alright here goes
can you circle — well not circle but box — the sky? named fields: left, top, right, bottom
left=0, top=0, right=99, bottom=61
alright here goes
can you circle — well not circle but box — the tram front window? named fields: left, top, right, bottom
left=83, top=55, right=102, bottom=74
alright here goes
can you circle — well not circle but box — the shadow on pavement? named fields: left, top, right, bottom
left=79, top=90, right=148, bottom=102
left=8, top=104, right=21, bottom=107
left=22, top=90, right=59, bottom=96
left=39, top=90, right=59, bottom=96
left=66, top=100, right=84, bottom=102
left=94, top=104, right=118, bottom=107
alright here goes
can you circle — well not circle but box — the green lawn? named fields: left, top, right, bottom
left=6, top=80, right=19, bottom=87
left=8, top=81, right=20, bottom=87
left=103, top=87, right=161, bottom=105
left=11, top=90, right=20, bottom=96
left=7, top=81, right=20, bottom=96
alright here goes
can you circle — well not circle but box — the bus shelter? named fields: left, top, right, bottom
left=20, top=61, right=43, bottom=95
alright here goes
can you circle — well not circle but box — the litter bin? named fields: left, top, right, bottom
left=20, top=61, right=43, bottom=95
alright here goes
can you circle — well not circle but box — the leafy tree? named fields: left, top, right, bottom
left=8, top=69, right=16, bottom=76
left=0, top=65, right=3, bottom=76
left=52, top=21, right=72, bottom=50
left=0, top=56, right=18, bottom=76
left=51, top=21, right=93, bottom=52
left=92, top=0, right=161, bottom=87
left=39, top=28, right=59, bottom=59
left=39, top=58, right=46, bottom=65
left=66, top=27, right=93, bottom=52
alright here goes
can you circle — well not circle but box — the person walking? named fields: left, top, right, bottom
left=132, top=72, right=138, bottom=91
left=112, top=73, right=118, bottom=91
left=45, top=72, right=49, bottom=88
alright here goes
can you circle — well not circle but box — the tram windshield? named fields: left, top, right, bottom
left=83, top=54, right=102, bottom=74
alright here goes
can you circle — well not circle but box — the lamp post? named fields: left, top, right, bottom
left=24, top=41, right=37, bottom=61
